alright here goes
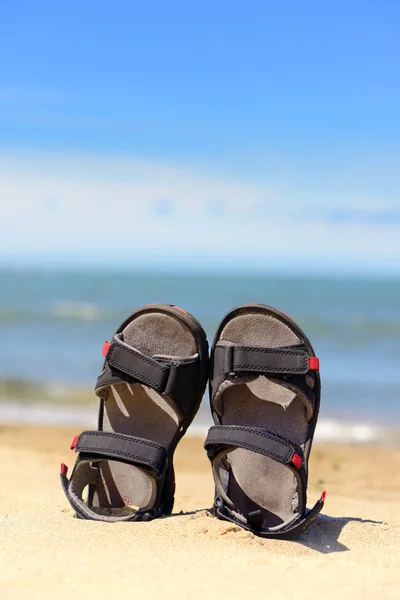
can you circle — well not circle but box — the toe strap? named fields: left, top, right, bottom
left=205, top=425, right=305, bottom=471
left=60, top=431, right=168, bottom=521
left=72, top=430, right=167, bottom=477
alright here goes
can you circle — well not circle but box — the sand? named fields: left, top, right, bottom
left=1, top=424, right=400, bottom=599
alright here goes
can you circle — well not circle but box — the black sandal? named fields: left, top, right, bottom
left=204, top=303, right=325, bottom=539
left=60, top=303, right=209, bottom=522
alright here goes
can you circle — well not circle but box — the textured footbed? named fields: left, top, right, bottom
left=216, top=310, right=311, bottom=528
left=84, top=312, right=197, bottom=515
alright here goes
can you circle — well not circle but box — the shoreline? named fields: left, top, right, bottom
left=1, top=400, right=399, bottom=445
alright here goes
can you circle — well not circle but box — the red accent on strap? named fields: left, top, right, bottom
left=309, top=357, right=320, bottom=370
left=291, top=453, right=304, bottom=469
left=60, top=463, right=68, bottom=476
left=321, top=490, right=327, bottom=502
left=102, top=341, right=111, bottom=357
left=172, top=305, right=188, bottom=315
left=70, top=435, right=79, bottom=450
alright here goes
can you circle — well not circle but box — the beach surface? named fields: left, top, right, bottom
left=1, top=425, right=400, bottom=599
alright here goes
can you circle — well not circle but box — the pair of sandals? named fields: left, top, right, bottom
left=60, top=303, right=325, bottom=539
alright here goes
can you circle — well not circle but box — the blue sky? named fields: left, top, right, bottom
left=1, top=1, right=400, bottom=273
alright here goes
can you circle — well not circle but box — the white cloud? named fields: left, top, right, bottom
left=0, top=150, right=399, bottom=272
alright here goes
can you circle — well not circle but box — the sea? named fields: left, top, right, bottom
left=1, top=268, right=400, bottom=443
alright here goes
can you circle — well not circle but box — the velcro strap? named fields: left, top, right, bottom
left=105, top=335, right=175, bottom=393
left=214, top=343, right=312, bottom=377
left=96, top=334, right=201, bottom=406
left=75, top=431, right=167, bottom=476
left=204, top=425, right=304, bottom=469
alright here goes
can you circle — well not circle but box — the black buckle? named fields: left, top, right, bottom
left=163, top=365, right=179, bottom=396
left=247, top=510, right=264, bottom=530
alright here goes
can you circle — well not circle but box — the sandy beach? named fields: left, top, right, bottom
left=1, top=424, right=400, bottom=600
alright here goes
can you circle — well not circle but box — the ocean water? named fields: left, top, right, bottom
left=1, top=268, right=400, bottom=437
